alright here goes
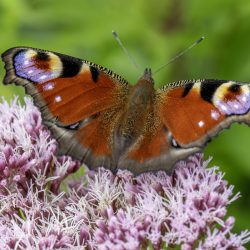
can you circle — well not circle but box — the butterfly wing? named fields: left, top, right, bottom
left=118, top=79, right=250, bottom=174
left=2, top=47, right=130, bottom=171
left=159, top=79, right=250, bottom=147
left=3, top=48, right=250, bottom=174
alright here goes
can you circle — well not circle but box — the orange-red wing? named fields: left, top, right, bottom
left=2, top=47, right=129, bottom=171
left=158, top=80, right=250, bottom=147
left=128, top=127, right=169, bottom=162
left=118, top=122, right=200, bottom=174
left=117, top=105, right=201, bottom=174
left=118, top=79, right=250, bottom=174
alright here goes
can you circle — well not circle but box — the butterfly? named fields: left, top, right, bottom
left=1, top=47, right=250, bottom=174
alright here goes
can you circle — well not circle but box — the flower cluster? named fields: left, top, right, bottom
left=0, top=97, right=249, bottom=250
left=0, top=97, right=80, bottom=195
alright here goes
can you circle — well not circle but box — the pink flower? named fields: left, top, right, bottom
left=0, top=97, right=249, bottom=249
left=0, top=97, right=80, bottom=194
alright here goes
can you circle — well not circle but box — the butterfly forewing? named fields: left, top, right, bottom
left=2, top=47, right=130, bottom=171
left=158, top=79, right=250, bottom=148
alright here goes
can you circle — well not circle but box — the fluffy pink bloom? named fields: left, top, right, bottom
left=0, top=97, right=80, bottom=194
left=0, top=97, right=249, bottom=250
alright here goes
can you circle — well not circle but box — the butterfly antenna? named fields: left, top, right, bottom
left=153, top=36, right=205, bottom=75
left=112, top=30, right=140, bottom=70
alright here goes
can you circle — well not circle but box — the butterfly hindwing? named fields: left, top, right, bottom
left=2, top=47, right=130, bottom=171
left=117, top=120, right=200, bottom=174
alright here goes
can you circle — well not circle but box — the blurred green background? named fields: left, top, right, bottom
left=0, top=0, right=250, bottom=242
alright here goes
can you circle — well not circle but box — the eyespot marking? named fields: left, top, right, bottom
left=13, top=50, right=62, bottom=82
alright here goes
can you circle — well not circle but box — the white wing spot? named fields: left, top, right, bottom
left=241, top=96, right=247, bottom=102
left=172, top=138, right=178, bottom=147
left=39, top=75, right=47, bottom=80
left=55, top=95, right=62, bottom=103
left=27, top=70, right=33, bottom=74
left=211, top=110, right=220, bottom=120
left=198, top=120, right=205, bottom=127
left=43, top=82, right=54, bottom=91
left=221, top=105, right=228, bottom=111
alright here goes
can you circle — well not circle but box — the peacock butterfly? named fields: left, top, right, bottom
left=1, top=47, right=250, bottom=174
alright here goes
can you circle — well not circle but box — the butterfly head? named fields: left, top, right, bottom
left=128, top=68, right=155, bottom=108
left=139, top=68, right=154, bottom=86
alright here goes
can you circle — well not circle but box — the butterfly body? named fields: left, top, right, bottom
left=113, top=69, right=162, bottom=167
left=117, top=68, right=154, bottom=140
left=2, top=47, right=250, bottom=174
